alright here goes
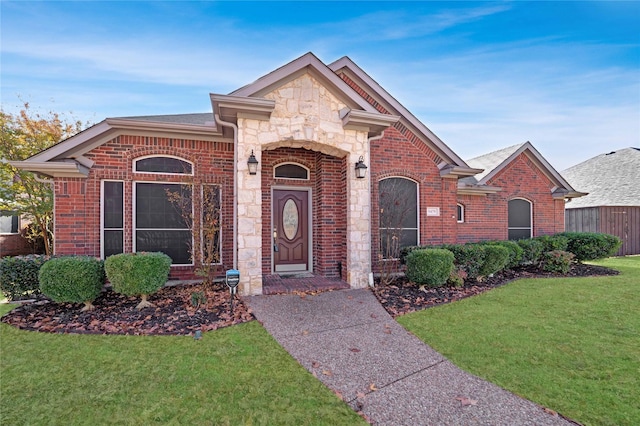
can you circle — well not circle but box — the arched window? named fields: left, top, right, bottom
left=508, top=198, right=532, bottom=240
left=457, top=203, right=465, bottom=223
left=379, top=177, right=419, bottom=259
left=134, top=155, right=193, bottom=175
left=274, top=163, right=309, bottom=180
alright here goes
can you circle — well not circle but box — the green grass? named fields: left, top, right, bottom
left=398, top=257, right=640, bottom=426
left=0, top=315, right=365, bottom=425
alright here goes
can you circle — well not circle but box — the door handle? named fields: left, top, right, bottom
left=273, top=227, right=279, bottom=252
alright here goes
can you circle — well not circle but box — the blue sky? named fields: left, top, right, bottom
left=1, top=1, right=638, bottom=171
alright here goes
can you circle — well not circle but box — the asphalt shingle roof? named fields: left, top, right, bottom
left=463, top=143, right=524, bottom=183
left=562, top=147, right=640, bottom=208
left=115, top=113, right=215, bottom=126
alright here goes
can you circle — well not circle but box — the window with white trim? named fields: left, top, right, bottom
left=508, top=198, right=532, bottom=240
left=0, top=211, right=19, bottom=234
left=135, top=182, right=192, bottom=265
left=457, top=203, right=465, bottom=223
left=102, top=181, right=124, bottom=257
left=379, top=177, right=419, bottom=259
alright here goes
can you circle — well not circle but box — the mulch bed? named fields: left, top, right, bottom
left=372, top=263, right=619, bottom=317
left=1, top=263, right=618, bottom=335
left=1, top=282, right=253, bottom=335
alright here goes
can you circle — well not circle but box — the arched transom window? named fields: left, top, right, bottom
left=274, top=163, right=309, bottom=180
left=134, top=155, right=193, bottom=175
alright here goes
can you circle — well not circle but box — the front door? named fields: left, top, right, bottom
left=273, top=189, right=309, bottom=273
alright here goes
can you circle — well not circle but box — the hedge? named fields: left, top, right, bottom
left=0, top=255, right=49, bottom=301
left=479, top=244, right=510, bottom=277
left=556, top=232, right=622, bottom=262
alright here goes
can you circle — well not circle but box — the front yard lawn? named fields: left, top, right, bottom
left=398, top=257, right=640, bottom=426
left=0, top=316, right=364, bottom=425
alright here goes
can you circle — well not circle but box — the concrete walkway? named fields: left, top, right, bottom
left=246, top=288, right=574, bottom=426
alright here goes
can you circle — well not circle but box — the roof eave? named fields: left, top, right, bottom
left=440, top=164, right=485, bottom=178
left=341, top=109, right=400, bottom=137
left=329, top=56, right=473, bottom=169
left=457, top=184, right=503, bottom=196
left=9, top=160, right=89, bottom=178
left=210, top=94, right=276, bottom=124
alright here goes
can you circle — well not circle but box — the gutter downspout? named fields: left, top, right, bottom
left=214, top=114, right=239, bottom=270
left=366, top=131, right=385, bottom=287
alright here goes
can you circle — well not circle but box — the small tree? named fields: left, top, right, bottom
left=0, top=103, right=87, bottom=254
left=166, top=182, right=221, bottom=286
left=377, top=178, right=418, bottom=285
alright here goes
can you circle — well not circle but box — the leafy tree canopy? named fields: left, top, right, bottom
left=1, top=102, right=89, bottom=254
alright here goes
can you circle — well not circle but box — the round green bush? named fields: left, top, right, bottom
left=479, top=244, right=510, bottom=277
left=557, top=232, right=622, bottom=262
left=105, top=252, right=171, bottom=297
left=487, top=241, right=523, bottom=269
left=406, top=248, right=454, bottom=288
left=517, top=238, right=544, bottom=265
left=38, top=256, right=105, bottom=309
left=535, top=235, right=569, bottom=253
left=542, top=250, right=575, bottom=274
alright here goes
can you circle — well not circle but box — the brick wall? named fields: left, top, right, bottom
left=0, top=233, right=37, bottom=257
left=369, top=126, right=459, bottom=264
left=456, top=153, right=565, bottom=242
left=54, top=135, right=235, bottom=280
left=261, top=148, right=347, bottom=279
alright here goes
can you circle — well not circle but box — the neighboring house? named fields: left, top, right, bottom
left=563, top=147, right=640, bottom=256
left=10, top=53, right=584, bottom=295
left=0, top=211, right=36, bottom=257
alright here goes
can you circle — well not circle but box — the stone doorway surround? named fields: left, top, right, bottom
left=211, top=54, right=398, bottom=295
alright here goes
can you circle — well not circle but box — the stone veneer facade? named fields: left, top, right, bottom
left=235, top=74, right=371, bottom=295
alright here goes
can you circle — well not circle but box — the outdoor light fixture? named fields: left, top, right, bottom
left=355, top=156, right=367, bottom=179
left=247, top=150, right=258, bottom=175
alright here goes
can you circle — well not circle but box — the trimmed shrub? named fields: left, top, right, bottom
left=535, top=235, right=569, bottom=253
left=0, top=255, right=49, bottom=301
left=105, top=252, right=171, bottom=309
left=557, top=232, right=622, bottom=262
left=488, top=240, right=524, bottom=269
left=517, top=238, right=544, bottom=265
left=444, top=244, right=486, bottom=281
left=542, top=250, right=575, bottom=274
left=39, top=256, right=105, bottom=311
left=447, top=268, right=467, bottom=287
left=405, top=248, right=454, bottom=287
left=399, top=245, right=422, bottom=264
left=479, top=244, right=510, bottom=277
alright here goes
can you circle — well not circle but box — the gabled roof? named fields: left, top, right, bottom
left=460, top=142, right=586, bottom=199
left=211, top=52, right=398, bottom=138
left=562, top=147, right=640, bottom=208
left=328, top=56, right=478, bottom=177
left=12, top=115, right=221, bottom=177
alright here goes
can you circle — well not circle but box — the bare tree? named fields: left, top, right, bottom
left=166, top=182, right=221, bottom=287
left=378, top=178, right=417, bottom=285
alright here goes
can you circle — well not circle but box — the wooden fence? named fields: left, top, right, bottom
left=565, top=206, right=640, bottom=256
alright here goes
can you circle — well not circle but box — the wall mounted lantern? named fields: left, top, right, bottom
left=355, top=156, right=367, bottom=179
left=247, top=150, right=258, bottom=175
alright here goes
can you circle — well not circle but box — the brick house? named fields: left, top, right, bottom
left=10, top=53, right=583, bottom=295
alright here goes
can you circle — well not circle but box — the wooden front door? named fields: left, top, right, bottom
left=273, top=189, right=309, bottom=273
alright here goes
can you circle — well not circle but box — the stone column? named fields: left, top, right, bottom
left=345, top=132, right=371, bottom=288
left=236, top=117, right=263, bottom=295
